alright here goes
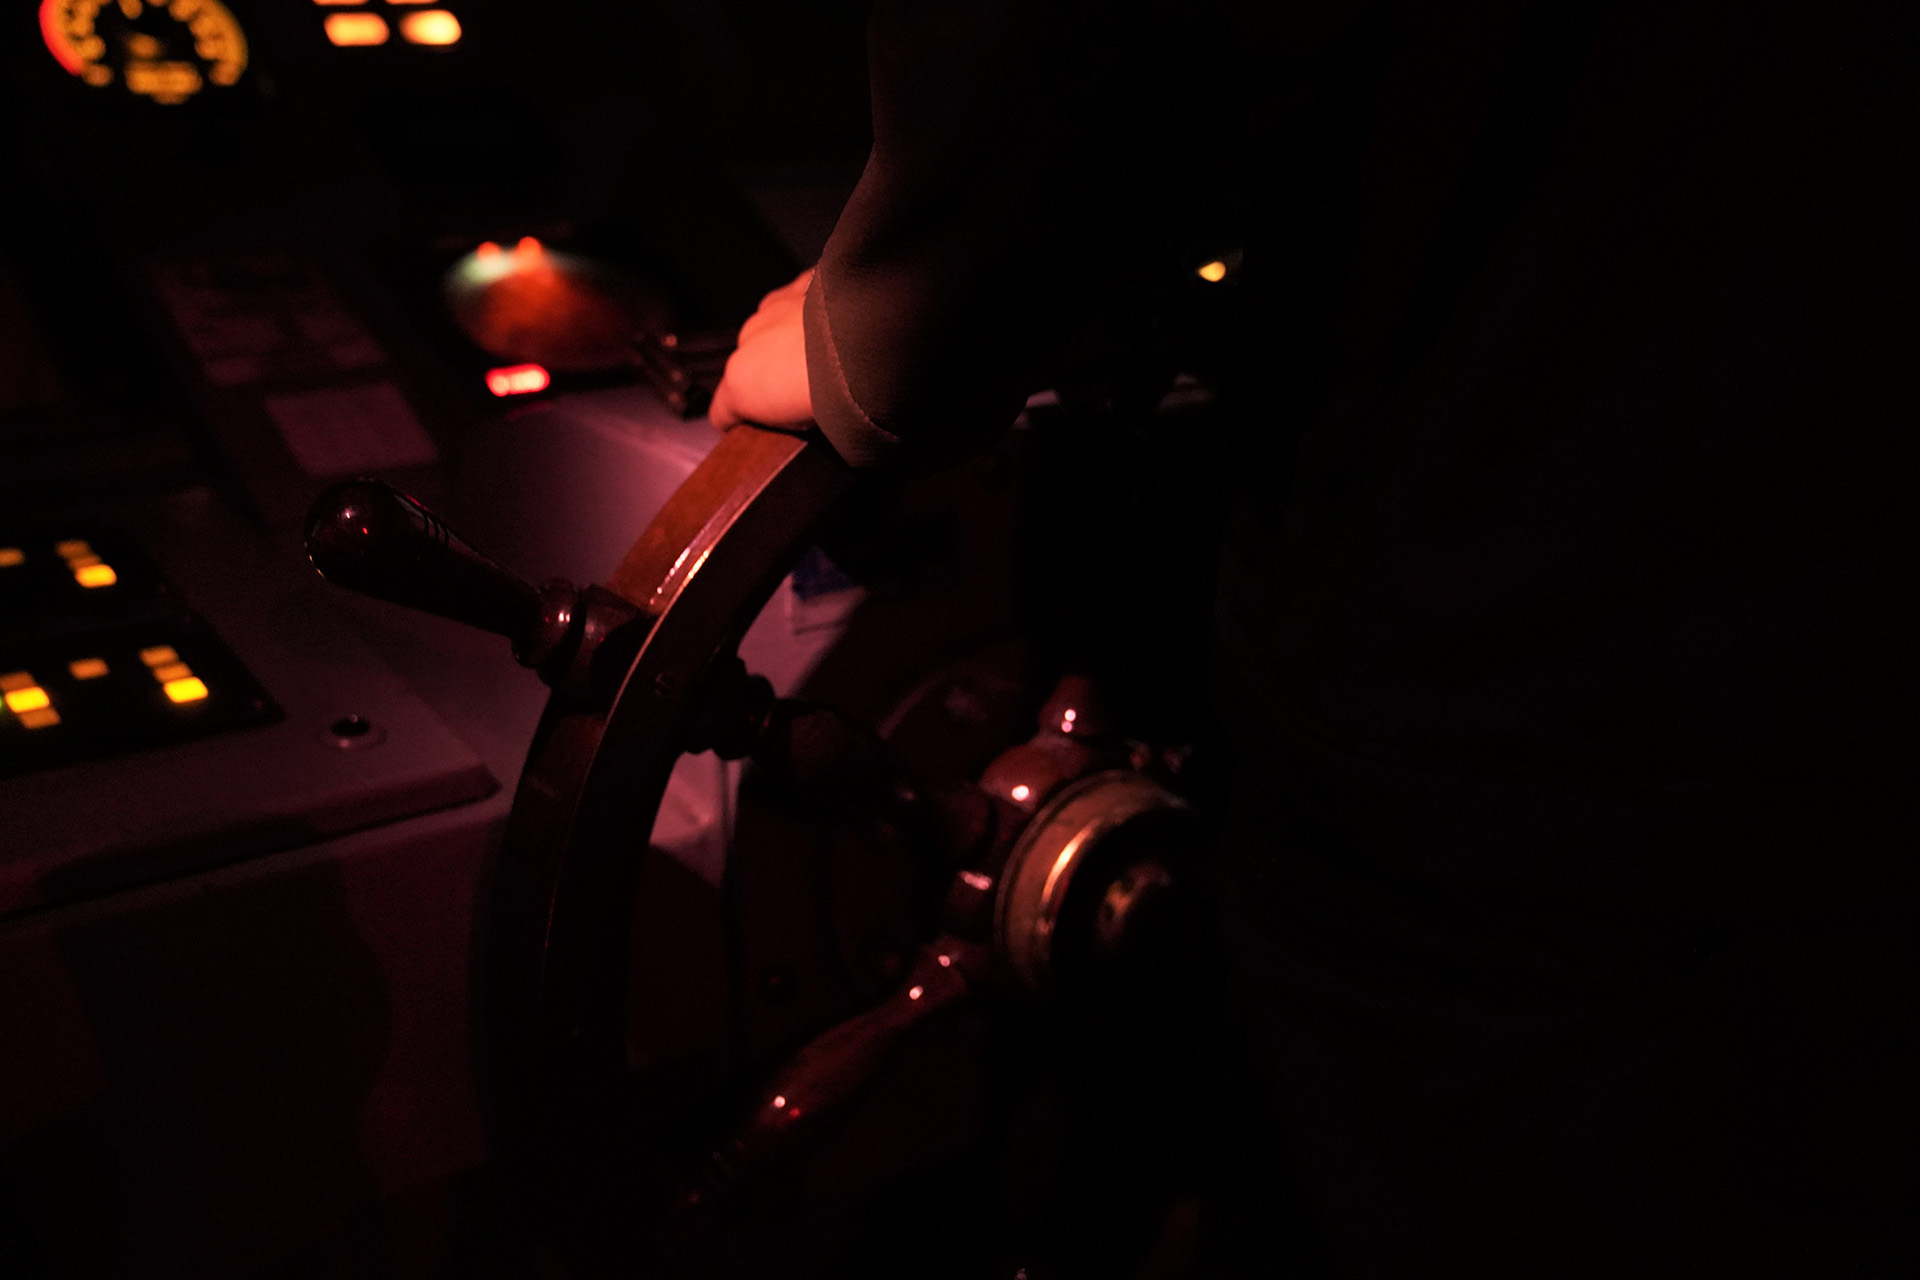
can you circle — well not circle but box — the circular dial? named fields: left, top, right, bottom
left=40, top=0, right=248, bottom=105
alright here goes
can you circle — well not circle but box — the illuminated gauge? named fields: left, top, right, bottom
left=40, top=0, right=248, bottom=105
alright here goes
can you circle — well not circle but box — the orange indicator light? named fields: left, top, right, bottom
left=398, top=9, right=459, bottom=43
left=152, top=662, right=193, bottom=683
left=164, top=676, right=210, bottom=704
left=140, top=646, right=180, bottom=667
left=70, top=658, right=110, bottom=680
left=75, top=563, right=118, bottom=588
left=0, top=672, right=34, bottom=693
left=19, top=707, right=60, bottom=730
left=486, top=363, right=551, bottom=397
left=312, top=0, right=365, bottom=4
left=5, top=686, right=52, bottom=714
left=474, top=241, right=502, bottom=259
left=55, top=540, right=92, bottom=559
left=0, top=547, right=22, bottom=567
left=126, top=59, right=204, bottom=103
left=1197, top=260, right=1228, bottom=283
left=324, top=12, right=389, bottom=44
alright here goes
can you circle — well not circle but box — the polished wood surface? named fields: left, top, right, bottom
left=486, top=423, right=853, bottom=1270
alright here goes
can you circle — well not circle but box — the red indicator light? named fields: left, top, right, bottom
left=39, top=0, right=84, bottom=74
left=486, top=363, right=551, bottom=397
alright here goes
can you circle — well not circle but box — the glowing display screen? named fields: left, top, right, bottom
left=41, top=0, right=249, bottom=104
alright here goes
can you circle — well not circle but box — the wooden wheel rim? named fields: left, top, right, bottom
left=482, top=424, right=853, bottom=1267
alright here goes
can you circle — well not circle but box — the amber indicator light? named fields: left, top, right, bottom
left=2, top=672, right=61, bottom=729
left=163, top=676, right=210, bottom=704
left=56, top=538, right=119, bottom=588
left=137, top=645, right=212, bottom=704
left=324, top=12, right=388, bottom=44
left=398, top=9, right=459, bottom=44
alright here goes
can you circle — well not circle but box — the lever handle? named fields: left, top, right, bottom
left=304, top=479, right=571, bottom=666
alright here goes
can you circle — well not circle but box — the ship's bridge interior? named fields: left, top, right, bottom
left=0, top=3, right=1235, bottom=1276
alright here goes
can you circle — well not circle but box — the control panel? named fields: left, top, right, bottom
left=0, top=524, right=276, bottom=776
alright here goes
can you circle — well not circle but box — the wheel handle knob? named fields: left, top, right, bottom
left=303, top=479, right=576, bottom=668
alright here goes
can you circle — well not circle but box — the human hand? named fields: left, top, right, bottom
left=707, top=268, right=814, bottom=431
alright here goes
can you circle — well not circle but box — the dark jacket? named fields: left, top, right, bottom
left=805, top=1, right=1920, bottom=1271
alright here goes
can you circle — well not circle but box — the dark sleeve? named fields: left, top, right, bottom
left=804, top=0, right=1369, bottom=469
left=803, top=0, right=1071, bottom=470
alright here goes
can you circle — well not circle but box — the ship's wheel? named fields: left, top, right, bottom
left=305, top=423, right=1208, bottom=1279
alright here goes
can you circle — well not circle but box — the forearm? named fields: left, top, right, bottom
left=802, top=0, right=1093, bottom=469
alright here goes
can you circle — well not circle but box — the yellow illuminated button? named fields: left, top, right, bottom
left=5, top=686, right=52, bottom=714
left=164, top=676, right=210, bottom=704
left=69, top=657, right=110, bottom=680
left=1197, top=260, right=1228, bottom=283
left=140, top=646, right=180, bottom=667
left=325, top=12, right=389, bottom=44
left=0, top=671, right=35, bottom=693
left=0, top=547, right=23, bottom=567
left=152, top=662, right=193, bottom=683
left=19, top=707, right=61, bottom=730
left=55, top=540, right=92, bottom=559
left=74, top=563, right=118, bottom=588
left=398, top=9, right=459, bottom=43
